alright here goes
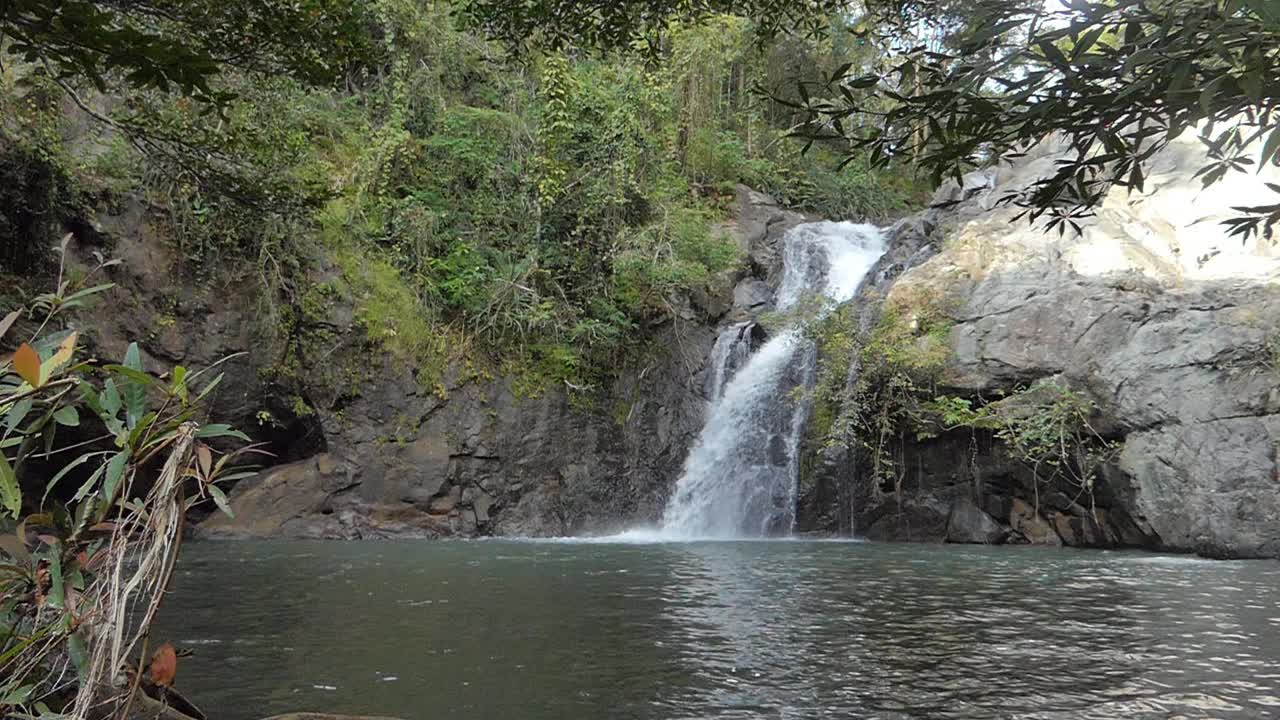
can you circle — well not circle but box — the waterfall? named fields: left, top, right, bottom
left=660, top=222, right=886, bottom=539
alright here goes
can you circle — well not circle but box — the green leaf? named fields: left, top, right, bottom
left=43, top=452, right=102, bottom=504
left=195, top=424, right=250, bottom=442
left=5, top=398, right=33, bottom=433
left=208, top=484, right=235, bottom=518
left=101, top=378, right=122, bottom=415
left=1261, top=126, right=1280, bottom=170
left=103, top=364, right=157, bottom=387
left=102, top=450, right=129, bottom=502
left=121, top=343, right=147, bottom=429
left=46, top=545, right=65, bottom=609
left=68, top=631, right=89, bottom=679
left=0, top=683, right=34, bottom=705
left=170, top=365, right=189, bottom=403
left=0, top=452, right=19, bottom=519
left=71, top=463, right=106, bottom=504
left=60, top=283, right=115, bottom=305
left=53, top=405, right=80, bottom=427
left=194, top=373, right=224, bottom=404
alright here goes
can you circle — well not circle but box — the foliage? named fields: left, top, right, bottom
left=792, top=0, right=1280, bottom=238
left=812, top=282, right=1119, bottom=508
left=658, top=15, right=927, bottom=220
left=921, top=379, right=1121, bottom=513
left=0, top=72, right=86, bottom=275
left=0, top=0, right=372, bottom=108
left=804, top=283, right=957, bottom=500
left=845, top=287, right=955, bottom=488
left=0, top=242, right=253, bottom=716
left=8, top=0, right=926, bottom=396
left=456, top=0, right=847, bottom=52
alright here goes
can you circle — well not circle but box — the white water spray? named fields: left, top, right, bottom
left=659, top=222, right=885, bottom=539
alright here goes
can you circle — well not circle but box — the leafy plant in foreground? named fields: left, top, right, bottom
left=0, top=238, right=256, bottom=718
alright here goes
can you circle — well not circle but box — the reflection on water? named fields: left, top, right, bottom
left=153, top=541, right=1280, bottom=720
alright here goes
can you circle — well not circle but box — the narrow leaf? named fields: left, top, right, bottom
left=0, top=452, right=19, bottom=518
left=61, top=283, right=115, bottom=304
left=196, top=444, right=212, bottom=479
left=121, top=343, right=146, bottom=429
left=43, top=452, right=101, bottom=503
left=6, top=398, right=33, bottom=433
left=71, top=464, right=106, bottom=503
left=102, top=450, right=129, bottom=502
left=46, top=547, right=64, bottom=609
left=0, top=310, right=20, bottom=342
left=195, top=424, right=249, bottom=442
left=1261, top=126, right=1280, bottom=170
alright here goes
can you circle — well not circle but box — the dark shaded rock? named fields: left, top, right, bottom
left=861, top=495, right=951, bottom=543
left=190, top=185, right=800, bottom=540
left=946, top=498, right=1007, bottom=544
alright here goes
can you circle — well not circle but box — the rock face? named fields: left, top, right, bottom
left=63, top=184, right=803, bottom=540
left=198, top=186, right=811, bottom=539
left=804, top=131, right=1280, bottom=558
left=61, top=122, right=1280, bottom=556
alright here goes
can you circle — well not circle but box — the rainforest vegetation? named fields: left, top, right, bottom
left=1, top=0, right=1278, bottom=716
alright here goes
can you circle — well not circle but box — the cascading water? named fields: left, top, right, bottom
left=660, top=222, right=886, bottom=538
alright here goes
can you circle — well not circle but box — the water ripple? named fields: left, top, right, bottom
left=156, top=541, right=1280, bottom=720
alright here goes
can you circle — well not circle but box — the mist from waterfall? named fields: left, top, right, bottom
left=659, top=222, right=886, bottom=538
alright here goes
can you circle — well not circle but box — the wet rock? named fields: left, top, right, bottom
left=946, top=498, right=1007, bottom=544
left=1009, top=499, right=1062, bottom=546
left=861, top=495, right=951, bottom=543
left=198, top=454, right=353, bottom=540
left=732, top=278, right=773, bottom=316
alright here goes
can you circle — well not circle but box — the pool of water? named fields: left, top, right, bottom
left=153, top=540, right=1280, bottom=719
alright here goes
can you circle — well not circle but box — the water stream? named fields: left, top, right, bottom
left=660, top=222, right=885, bottom=538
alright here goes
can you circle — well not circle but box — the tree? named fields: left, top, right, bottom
left=456, top=0, right=848, bottom=52
left=789, top=0, right=1280, bottom=238
left=0, top=0, right=371, bottom=108
left=458, top=0, right=1280, bottom=238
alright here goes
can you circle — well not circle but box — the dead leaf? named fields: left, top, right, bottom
left=34, top=562, right=50, bottom=607
left=149, top=642, right=178, bottom=687
left=196, top=444, right=212, bottom=480
left=45, top=331, right=78, bottom=377
left=12, top=342, right=40, bottom=388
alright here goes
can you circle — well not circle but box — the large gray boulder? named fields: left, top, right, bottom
left=834, top=129, right=1280, bottom=558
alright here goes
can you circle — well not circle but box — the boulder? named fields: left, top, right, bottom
left=946, top=498, right=1007, bottom=544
